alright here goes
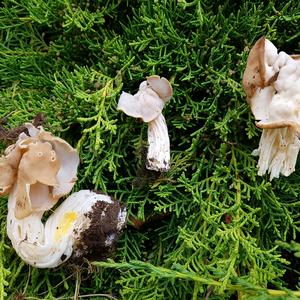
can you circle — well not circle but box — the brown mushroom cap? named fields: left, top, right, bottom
left=0, top=123, right=79, bottom=219
left=4, top=144, right=23, bottom=169
left=242, top=37, right=267, bottom=100
left=15, top=176, right=32, bottom=219
left=38, top=129, right=79, bottom=199
left=290, top=54, right=300, bottom=61
left=147, top=75, right=173, bottom=101
left=243, top=37, right=280, bottom=99
left=18, top=141, right=60, bottom=186
left=14, top=178, right=56, bottom=219
left=13, top=140, right=60, bottom=219
left=0, top=161, right=16, bottom=195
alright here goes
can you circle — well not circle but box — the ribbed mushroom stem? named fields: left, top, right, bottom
left=7, top=190, right=126, bottom=268
left=146, top=113, right=170, bottom=172
left=252, top=128, right=300, bottom=180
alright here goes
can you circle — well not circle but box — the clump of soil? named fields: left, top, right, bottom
left=0, top=124, right=28, bottom=142
left=0, top=113, right=45, bottom=143
left=72, top=199, right=126, bottom=263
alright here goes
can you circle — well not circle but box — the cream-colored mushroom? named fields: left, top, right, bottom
left=117, top=75, right=173, bottom=172
left=7, top=189, right=126, bottom=268
left=0, top=123, right=79, bottom=219
left=1, top=124, right=127, bottom=267
left=0, top=160, right=16, bottom=194
left=243, top=37, right=300, bottom=180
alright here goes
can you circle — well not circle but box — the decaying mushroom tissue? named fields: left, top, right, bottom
left=243, top=37, right=300, bottom=180
left=0, top=123, right=126, bottom=268
left=117, top=75, right=173, bottom=172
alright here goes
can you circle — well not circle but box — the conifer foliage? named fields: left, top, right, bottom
left=1, top=0, right=300, bottom=299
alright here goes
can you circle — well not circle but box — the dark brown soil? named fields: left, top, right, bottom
left=0, top=124, right=28, bottom=143
left=71, top=198, right=126, bottom=264
left=133, top=144, right=161, bottom=188
left=32, top=113, right=45, bottom=127
left=0, top=113, right=45, bottom=143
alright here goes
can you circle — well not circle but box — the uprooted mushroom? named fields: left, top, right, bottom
left=117, top=75, right=173, bottom=172
left=1, top=123, right=126, bottom=268
left=243, top=37, right=300, bottom=180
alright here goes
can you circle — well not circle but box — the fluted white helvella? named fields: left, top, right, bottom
left=0, top=123, right=126, bottom=268
left=117, top=75, right=173, bottom=172
left=243, top=37, right=300, bottom=180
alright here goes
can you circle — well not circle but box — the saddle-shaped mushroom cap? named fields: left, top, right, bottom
left=243, top=37, right=300, bottom=179
left=118, top=75, right=173, bottom=171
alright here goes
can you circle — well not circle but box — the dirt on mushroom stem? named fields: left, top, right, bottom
left=71, top=200, right=126, bottom=264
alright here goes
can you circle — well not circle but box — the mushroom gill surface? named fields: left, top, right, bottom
left=117, top=75, right=173, bottom=172
left=243, top=37, right=300, bottom=179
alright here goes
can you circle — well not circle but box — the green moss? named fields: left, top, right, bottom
left=1, top=0, right=300, bottom=299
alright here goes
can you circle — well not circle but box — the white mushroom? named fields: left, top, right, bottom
left=243, top=37, right=300, bottom=180
left=1, top=124, right=126, bottom=267
left=7, top=189, right=126, bottom=268
left=118, top=75, right=173, bottom=172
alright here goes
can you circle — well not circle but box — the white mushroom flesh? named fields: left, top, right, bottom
left=243, top=37, right=300, bottom=179
left=147, top=113, right=170, bottom=171
left=252, top=128, right=300, bottom=180
left=7, top=189, right=126, bottom=268
left=117, top=75, right=173, bottom=172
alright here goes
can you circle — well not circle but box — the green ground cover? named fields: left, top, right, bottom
left=1, top=0, right=300, bottom=299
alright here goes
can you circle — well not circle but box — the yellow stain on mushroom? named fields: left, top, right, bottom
left=55, top=212, right=77, bottom=241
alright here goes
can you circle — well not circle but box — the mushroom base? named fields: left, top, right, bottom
left=71, top=198, right=126, bottom=264
left=252, top=127, right=300, bottom=180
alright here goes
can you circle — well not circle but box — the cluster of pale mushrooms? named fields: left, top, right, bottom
left=243, top=37, right=300, bottom=180
left=0, top=75, right=173, bottom=269
left=1, top=39, right=299, bottom=268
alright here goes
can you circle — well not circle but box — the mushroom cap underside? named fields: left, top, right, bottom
left=118, top=76, right=173, bottom=122
left=118, top=90, right=165, bottom=122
